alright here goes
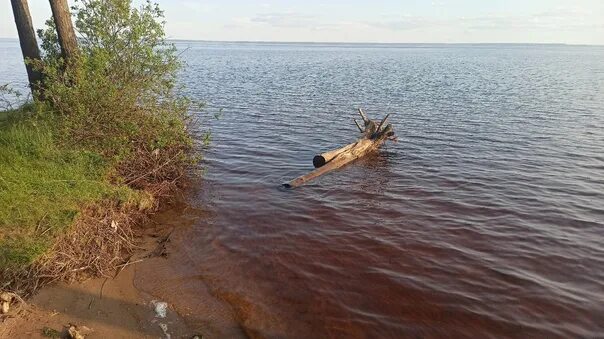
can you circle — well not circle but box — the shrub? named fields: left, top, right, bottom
left=0, top=0, right=195, bottom=281
left=35, top=0, right=191, bottom=164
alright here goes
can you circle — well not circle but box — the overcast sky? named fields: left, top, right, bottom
left=1, top=0, right=603, bottom=44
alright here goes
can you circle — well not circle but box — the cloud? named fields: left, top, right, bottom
left=461, top=9, right=603, bottom=31
left=363, top=7, right=603, bottom=32
left=242, top=12, right=354, bottom=30
left=235, top=13, right=368, bottom=32
left=177, top=1, right=215, bottom=14
left=250, top=12, right=317, bottom=28
left=366, top=16, right=438, bottom=31
left=217, top=6, right=603, bottom=43
left=310, top=21, right=363, bottom=32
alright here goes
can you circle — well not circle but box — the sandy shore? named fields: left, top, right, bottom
left=0, top=265, right=193, bottom=338
left=0, top=223, right=195, bottom=338
left=1, top=200, right=246, bottom=338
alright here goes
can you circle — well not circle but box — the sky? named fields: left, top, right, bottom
left=1, top=0, right=603, bottom=44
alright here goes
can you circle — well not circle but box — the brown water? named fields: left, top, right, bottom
left=3, top=41, right=604, bottom=338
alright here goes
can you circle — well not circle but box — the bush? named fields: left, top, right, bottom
left=0, top=0, right=194, bottom=279
left=35, top=0, right=191, bottom=163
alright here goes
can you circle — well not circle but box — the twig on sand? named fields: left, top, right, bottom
left=114, top=258, right=145, bottom=278
left=99, top=278, right=109, bottom=299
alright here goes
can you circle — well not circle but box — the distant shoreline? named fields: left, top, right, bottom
left=0, top=37, right=602, bottom=47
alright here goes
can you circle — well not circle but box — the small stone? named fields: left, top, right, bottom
left=78, top=326, right=94, bottom=336
left=0, top=292, right=13, bottom=302
left=68, top=325, right=85, bottom=339
left=1, top=301, right=9, bottom=314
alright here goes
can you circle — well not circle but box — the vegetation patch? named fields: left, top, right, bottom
left=1, top=0, right=196, bottom=294
left=0, top=112, right=139, bottom=270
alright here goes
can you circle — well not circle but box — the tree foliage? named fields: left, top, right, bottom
left=35, top=0, right=190, bottom=159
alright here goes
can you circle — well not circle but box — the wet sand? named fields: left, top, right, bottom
left=1, top=265, right=192, bottom=338
left=1, top=206, right=206, bottom=338
left=133, top=206, right=250, bottom=339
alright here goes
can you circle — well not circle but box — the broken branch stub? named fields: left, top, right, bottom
left=376, top=113, right=390, bottom=134
left=353, top=119, right=364, bottom=133
left=358, top=108, right=369, bottom=124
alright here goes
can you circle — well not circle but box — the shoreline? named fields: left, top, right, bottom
left=0, top=263, right=193, bottom=338
left=1, top=192, right=246, bottom=338
left=1, top=202, right=199, bottom=338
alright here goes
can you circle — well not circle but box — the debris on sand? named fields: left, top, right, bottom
left=151, top=300, right=168, bottom=318
left=41, top=327, right=61, bottom=338
left=67, top=324, right=93, bottom=339
left=68, top=325, right=85, bottom=339
left=1, top=292, right=13, bottom=314
left=159, top=323, right=171, bottom=339
left=0, top=291, right=26, bottom=317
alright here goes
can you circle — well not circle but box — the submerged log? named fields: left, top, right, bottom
left=312, top=142, right=357, bottom=168
left=285, top=109, right=395, bottom=188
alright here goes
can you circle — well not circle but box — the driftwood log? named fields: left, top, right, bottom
left=285, top=109, right=395, bottom=188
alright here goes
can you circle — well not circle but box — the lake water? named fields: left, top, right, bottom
left=2, top=40, right=604, bottom=338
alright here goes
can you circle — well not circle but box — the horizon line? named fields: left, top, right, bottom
left=0, top=37, right=602, bottom=47
left=167, top=39, right=602, bottom=47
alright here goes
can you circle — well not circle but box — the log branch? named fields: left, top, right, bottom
left=376, top=113, right=390, bottom=133
left=358, top=108, right=369, bottom=124
left=353, top=119, right=364, bottom=133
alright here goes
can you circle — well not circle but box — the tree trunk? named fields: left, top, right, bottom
left=49, top=0, right=78, bottom=63
left=10, top=0, right=43, bottom=97
left=313, top=142, right=358, bottom=168
left=285, top=109, right=395, bottom=188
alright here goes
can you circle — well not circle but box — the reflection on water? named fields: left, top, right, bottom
left=3, top=41, right=604, bottom=338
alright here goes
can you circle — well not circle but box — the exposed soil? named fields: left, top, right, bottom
left=0, top=210, right=200, bottom=339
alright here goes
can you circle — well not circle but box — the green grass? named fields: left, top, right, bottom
left=0, top=104, right=30, bottom=125
left=0, top=108, right=139, bottom=269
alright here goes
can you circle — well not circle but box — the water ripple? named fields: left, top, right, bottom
left=7, top=42, right=603, bottom=338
